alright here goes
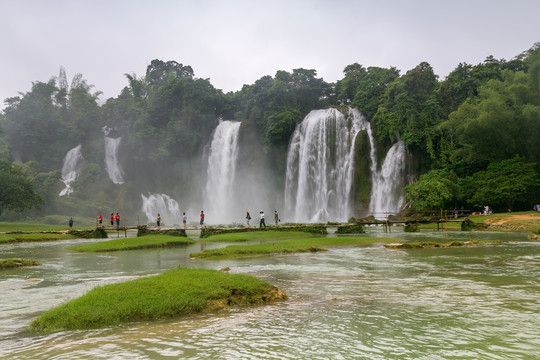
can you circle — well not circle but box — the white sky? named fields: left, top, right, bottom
left=1, top=0, right=539, bottom=108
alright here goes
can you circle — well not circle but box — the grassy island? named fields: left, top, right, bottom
left=0, top=232, right=76, bottom=244
left=67, top=235, right=194, bottom=252
left=0, top=258, right=40, bottom=269
left=199, top=230, right=323, bottom=242
left=30, top=267, right=286, bottom=332
left=190, top=236, right=396, bottom=259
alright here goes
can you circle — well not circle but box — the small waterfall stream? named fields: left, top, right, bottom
left=59, top=144, right=83, bottom=196
left=203, top=120, right=241, bottom=224
left=369, top=140, right=407, bottom=217
left=103, top=126, right=124, bottom=184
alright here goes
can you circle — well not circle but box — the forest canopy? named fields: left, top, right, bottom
left=1, top=45, right=539, bottom=220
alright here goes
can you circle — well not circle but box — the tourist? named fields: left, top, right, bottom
left=245, top=211, right=251, bottom=228
left=273, top=210, right=280, bottom=226
left=98, top=213, right=103, bottom=228
left=259, top=211, right=266, bottom=228
left=200, top=211, right=205, bottom=229
left=157, top=213, right=162, bottom=230
left=110, top=213, right=114, bottom=229
left=69, top=217, right=74, bottom=228
left=183, top=212, right=187, bottom=230
left=115, top=213, right=120, bottom=228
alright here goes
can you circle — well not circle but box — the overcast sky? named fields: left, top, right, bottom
left=2, top=0, right=539, bottom=108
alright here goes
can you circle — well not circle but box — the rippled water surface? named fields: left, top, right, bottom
left=1, top=229, right=539, bottom=359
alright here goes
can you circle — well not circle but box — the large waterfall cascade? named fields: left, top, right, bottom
left=59, top=144, right=84, bottom=196
left=103, top=126, right=124, bottom=184
left=284, top=107, right=409, bottom=222
left=284, top=108, right=367, bottom=222
left=141, top=193, right=182, bottom=225
left=203, top=120, right=241, bottom=224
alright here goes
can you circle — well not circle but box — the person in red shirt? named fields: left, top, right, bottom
left=115, top=213, right=120, bottom=228
left=200, top=211, right=205, bottom=229
left=98, top=213, right=103, bottom=228
left=110, top=213, right=114, bottom=228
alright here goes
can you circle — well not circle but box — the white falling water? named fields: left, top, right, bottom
left=369, top=140, right=407, bottom=217
left=59, top=144, right=84, bottom=196
left=141, top=193, right=181, bottom=225
left=203, top=120, right=241, bottom=224
left=284, top=108, right=368, bottom=223
left=103, top=127, right=124, bottom=184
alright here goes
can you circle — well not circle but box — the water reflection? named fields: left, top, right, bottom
left=1, top=230, right=538, bottom=359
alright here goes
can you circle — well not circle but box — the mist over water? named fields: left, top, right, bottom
left=141, top=193, right=181, bottom=225
left=59, top=144, right=83, bottom=196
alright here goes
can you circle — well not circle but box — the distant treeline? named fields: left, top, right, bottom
left=0, top=43, right=539, bottom=218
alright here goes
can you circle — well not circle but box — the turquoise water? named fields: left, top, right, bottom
left=1, top=229, right=538, bottom=359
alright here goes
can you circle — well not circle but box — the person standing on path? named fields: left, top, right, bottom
left=200, top=211, right=205, bottom=229
left=98, top=213, right=103, bottom=228
left=182, top=212, right=187, bottom=230
left=115, top=213, right=120, bottom=228
left=273, top=210, right=280, bottom=226
left=245, top=211, right=251, bottom=228
left=110, top=213, right=114, bottom=229
left=157, top=213, right=162, bottom=230
left=69, top=217, right=74, bottom=228
left=259, top=211, right=266, bottom=228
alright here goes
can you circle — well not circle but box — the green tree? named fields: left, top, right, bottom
left=460, top=157, right=538, bottom=211
left=405, top=170, right=459, bottom=211
left=0, top=159, right=44, bottom=215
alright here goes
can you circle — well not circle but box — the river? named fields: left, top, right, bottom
left=1, top=228, right=539, bottom=359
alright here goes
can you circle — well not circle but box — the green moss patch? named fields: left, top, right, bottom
left=30, top=268, right=286, bottom=332
left=0, top=258, right=41, bottom=269
left=67, top=235, right=194, bottom=252
left=191, top=236, right=396, bottom=259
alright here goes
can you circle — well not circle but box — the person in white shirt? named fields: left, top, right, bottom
left=259, top=211, right=266, bottom=228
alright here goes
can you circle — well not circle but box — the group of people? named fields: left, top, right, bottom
left=245, top=210, right=280, bottom=228
left=97, top=213, right=121, bottom=228
left=155, top=212, right=189, bottom=230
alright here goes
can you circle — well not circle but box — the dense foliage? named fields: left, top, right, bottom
left=1, top=44, right=539, bottom=219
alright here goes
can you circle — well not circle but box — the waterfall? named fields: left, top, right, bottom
left=141, top=193, right=181, bottom=225
left=369, top=140, right=407, bottom=217
left=59, top=144, right=83, bottom=196
left=103, top=126, right=124, bottom=184
left=284, top=108, right=368, bottom=223
left=203, top=120, right=241, bottom=224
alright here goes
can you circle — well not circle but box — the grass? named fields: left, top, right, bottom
left=0, top=258, right=41, bottom=269
left=418, top=222, right=462, bottom=230
left=67, top=234, right=194, bottom=252
left=0, top=232, right=77, bottom=244
left=190, top=236, right=396, bottom=259
left=30, top=267, right=286, bottom=332
left=199, top=230, right=323, bottom=242
left=0, top=222, right=91, bottom=232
